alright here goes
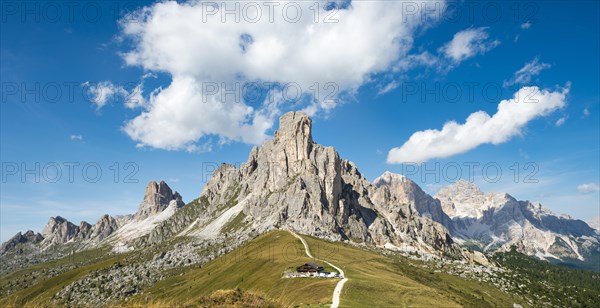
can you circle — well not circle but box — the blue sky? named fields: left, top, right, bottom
left=1, top=0, right=599, bottom=241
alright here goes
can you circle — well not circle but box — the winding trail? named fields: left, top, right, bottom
left=288, top=230, right=348, bottom=308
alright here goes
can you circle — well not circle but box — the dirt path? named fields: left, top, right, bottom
left=288, top=230, right=348, bottom=308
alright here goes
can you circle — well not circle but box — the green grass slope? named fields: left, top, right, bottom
left=127, top=231, right=336, bottom=307
left=0, top=248, right=128, bottom=307
left=0, top=236, right=193, bottom=307
left=128, top=231, right=522, bottom=307
left=301, top=235, right=522, bottom=307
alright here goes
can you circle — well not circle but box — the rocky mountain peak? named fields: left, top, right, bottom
left=91, top=214, right=119, bottom=241
left=373, top=171, right=407, bottom=185
left=0, top=230, right=44, bottom=255
left=373, top=172, right=420, bottom=203
left=273, top=111, right=313, bottom=166
left=174, top=112, right=459, bottom=256
left=79, top=221, right=92, bottom=230
left=275, top=111, right=313, bottom=143
left=50, top=216, right=67, bottom=225
left=135, top=180, right=184, bottom=220
left=374, top=172, right=454, bottom=232
left=42, top=216, right=79, bottom=244
left=78, top=221, right=92, bottom=237
left=436, top=180, right=599, bottom=263
left=23, top=230, right=38, bottom=238
left=435, top=180, right=487, bottom=218
left=449, top=179, right=482, bottom=192
left=1, top=112, right=463, bottom=265
left=72, top=221, right=92, bottom=241
left=42, top=216, right=68, bottom=236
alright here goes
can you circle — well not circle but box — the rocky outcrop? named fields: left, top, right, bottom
left=75, top=221, right=92, bottom=241
left=435, top=181, right=600, bottom=263
left=373, top=172, right=454, bottom=231
left=155, top=111, right=459, bottom=256
left=436, top=180, right=488, bottom=218
left=91, top=215, right=119, bottom=241
left=0, top=230, right=44, bottom=254
left=0, top=180, right=185, bottom=276
left=38, top=214, right=121, bottom=246
left=42, top=216, right=81, bottom=245
left=114, top=214, right=134, bottom=227
left=134, top=180, right=184, bottom=220
left=102, top=181, right=186, bottom=247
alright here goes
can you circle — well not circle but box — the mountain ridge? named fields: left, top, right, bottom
left=151, top=111, right=460, bottom=257
left=0, top=180, right=186, bottom=272
left=435, top=180, right=599, bottom=267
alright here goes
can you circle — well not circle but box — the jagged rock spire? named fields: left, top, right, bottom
left=0, top=230, right=44, bottom=254
left=274, top=111, right=313, bottom=165
left=134, top=180, right=184, bottom=220
left=184, top=111, right=458, bottom=255
left=41, top=216, right=79, bottom=244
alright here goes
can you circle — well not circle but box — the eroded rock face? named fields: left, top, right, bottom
left=373, top=172, right=454, bottom=231
left=75, top=221, right=92, bottom=241
left=42, top=216, right=80, bottom=245
left=435, top=180, right=487, bottom=218
left=38, top=214, right=121, bottom=246
left=0, top=230, right=44, bottom=254
left=135, top=180, right=185, bottom=220
left=274, top=111, right=314, bottom=169
left=92, top=215, right=119, bottom=241
left=435, top=181, right=600, bottom=261
left=157, top=111, right=459, bottom=256
left=0, top=180, right=184, bottom=268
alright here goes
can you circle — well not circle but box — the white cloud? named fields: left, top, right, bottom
left=387, top=85, right=569, bottom=164
left=378, top=81, right=399, bottom=95
left=583, top=107, right=590, bottom=117
left=123, top=76, right=271, bottom=150
left=393, top=51, right=439, bottom=72
left=83, top=81, right=128, bottom=109
left=577, top=183, right=600, bottom=193
left=381, top=31, right=499, bottom=94
left=83, top=81, right=145, bottom=109
left=521, top=21, right=532, bottom=29
left=503, top=57, right=551, bottom=87
left=70, top=135, right=83, bottom=141
left=439, top=27, right=499, bottom=64
left=124, top=83, right=146, bottom=109
left=555, top=116, right=567, bottom=127
left=116, top=0, right=445, bottom=151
